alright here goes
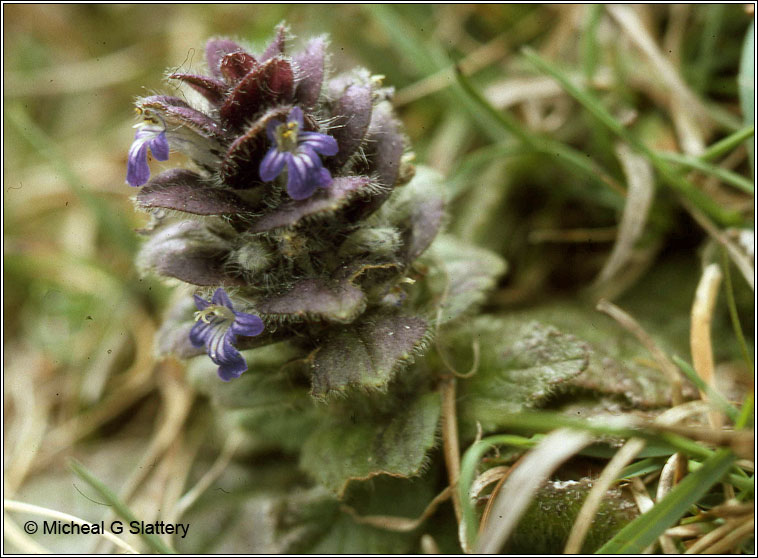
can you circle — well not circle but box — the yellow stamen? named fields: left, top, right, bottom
left=194, top=305, right=235, bottom=323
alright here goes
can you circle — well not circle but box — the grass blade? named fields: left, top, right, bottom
left=657, top=151, right=754, bottom=195
left=595, top=449, right=736, bottom=553
left=521, top=46, right=743, bottom=226
left=68, top=459, right=176, bottom=554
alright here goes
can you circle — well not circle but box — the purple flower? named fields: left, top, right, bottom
left=127, top=121, right=170, bottom=187
left=259, top=106, right=338, bottom=200
left=190, top=288, right=265, bottom=381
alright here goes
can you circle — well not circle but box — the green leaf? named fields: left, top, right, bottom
left=187, top=343, right=318, bottom=452
left=457, top=317, right=589, bottom=432
left=596, top=449, right=736, bottom=553
left=425, top=235, right=507, bottom=324
left=309, top=309, right=429, bottom=397
left=300, top=390, right=441, bottom=496
left=382, top=166, right=447, bottom=263
left=738, top=22, right=754, bottom=172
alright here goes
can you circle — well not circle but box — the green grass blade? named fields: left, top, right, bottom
left=68, top=459, right=176, bottom=554
left=700, top=126, right=754, bottom=162
left=657, top=151, right=754, bottom=194
left=721, top=247, right=754, bottom=370
left=453, top=67, right=626, bottom=198
left=582, top=5, right=604, bottom=81
left=671, top=356, right=741, bottom=422
left=596, top=449, right=736, bottom=553
left=521, top=46, right=742, bottom=226
left=458, top=434, right=536, bottom=551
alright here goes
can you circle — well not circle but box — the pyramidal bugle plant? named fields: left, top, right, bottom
left=126, top=24, right=507, bottom=551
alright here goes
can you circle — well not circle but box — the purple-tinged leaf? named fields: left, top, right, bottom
left=261, top=24, right=287, bottom=62
left=220, top=106, right=293, bottom=189
left=364, top=100, right=405, bottom=189
left=220, top=58, right=295, bottom=129
left=293, top=36, right=326, bottom=107
left=329, top=84, right=372, bottom=166
left=138, top=95, right=223, bottom=139
left=206, top=38, right=245, bottom=79
left=168, top=73, right=228, bottom=105
left=309, top=310, right=428, bottom=397
left=220, top=51, right=258, bottom=83
left=249, top=176, right=370, bottom=232
left=136, top=169, right=254, bottom=215
left=256, top=277, right=366, bottom=324
left=137, top=221, right=243, bottom=287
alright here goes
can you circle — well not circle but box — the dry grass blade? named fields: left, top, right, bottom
left=440, top=377, right=463, bottom=524
left=593, top=143, right=655, bottom=292
left=656, top=453, right=685, bottom=553
left=4, top=499, right=139, bottom=553
left=564, top=437, right=646, bottom=553
left=341, top=487, right=452, bottom=533
left=469, top=466, right=509, bottom=501
left=690, top=264, right=723, bottom=428
left=607, top=5, right=713, bottom=130
left=684, top=203, right=754, bottom=291
left=170, top=430, right=244, bottom=521
left=475, top=428, right=593, bottom=554
left=685, top=515, right=754, bottom=554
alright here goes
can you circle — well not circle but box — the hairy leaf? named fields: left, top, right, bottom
left=384, top=166, right=448, bottom=264
left=219, top=51, right=258, bottom=83
left=249, top=176, right=371, bottom=232
left=256, top=277, right=367, bottom=323
left=168, top=73, right=228, bottom=105
left=293, top=36, right=326, bottom=107
left=457, top=317, right=590, bottom=432
left=309, top=310, right=428, bottom=396
left=330, top=84, right=373, bottom=166
left=137, top=221, right=242, bottom=287
left=136, top=169, right=254, bottom=215
left=425, top=235, right=506, bottom=324
left=220, top=58, right=294, bottom=128
left=205, top=38, right=245, bottom=79
left=301, top=390, right=441, bottom=496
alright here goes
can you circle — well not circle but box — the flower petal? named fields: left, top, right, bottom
left=231, top=312, right=265, bottom=337
left=193, top=293, right=211, bottom=311
left=189, top=319, right=212, bottom=348
left=311, top=166, right=333, bottom=189
left=216, top=340, right=248, bottom=381
left=126, top=140, right=150, bottom=186
left=288, top=106, right=304, bottom=128
left=211, top=287, right=234, bottom=308
left=259, top=148, right=287, bottom=182
left=149, top=131, right=170, bottom=161
left=299, top=132, right=338, bottom=156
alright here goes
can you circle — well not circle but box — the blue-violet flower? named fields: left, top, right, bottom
left=190, top=287, right=264, bottom=381
left=127, top=119, right=170, bottom=187
left=259, top=106, right=338, bottom=200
